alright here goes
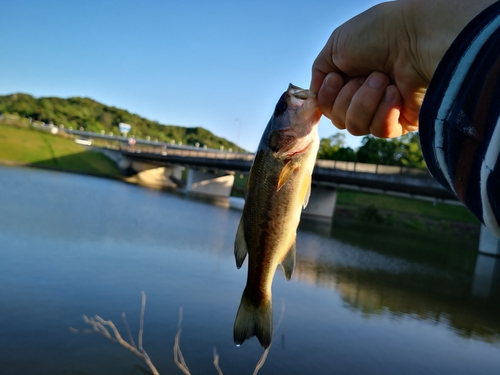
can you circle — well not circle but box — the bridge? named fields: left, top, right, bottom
left=57, top=127, right=464, bottom=202
left=58, top=124, right=496, bottom=257
left=116, top=144, right=457, bottom=201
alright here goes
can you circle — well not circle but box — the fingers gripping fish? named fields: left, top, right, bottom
left=233, top=84, right=321, bottom=348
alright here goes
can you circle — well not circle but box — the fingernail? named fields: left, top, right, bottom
left=367, top=74, right=387, bottom=89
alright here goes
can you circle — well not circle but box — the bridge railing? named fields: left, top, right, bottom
left=315, top=159, right=431, bottom=177
left=122, top=145, right=256, bottom=162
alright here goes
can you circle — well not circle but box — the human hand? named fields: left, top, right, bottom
left=310, top=0, right=495, bottom=138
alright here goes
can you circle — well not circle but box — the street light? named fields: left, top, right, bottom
left=235, top=118, right=241, bottom=153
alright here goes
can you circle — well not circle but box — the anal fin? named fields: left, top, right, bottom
left=280, top=241, right=296, bottom=280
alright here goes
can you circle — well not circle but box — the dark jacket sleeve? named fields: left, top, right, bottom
left=419, top=1, right=500, bottom=237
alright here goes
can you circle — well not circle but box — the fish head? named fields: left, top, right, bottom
left=265, top=84, right=322, bottom=159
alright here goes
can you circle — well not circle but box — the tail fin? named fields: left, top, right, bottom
left=233, top=288, right=273, bottom=348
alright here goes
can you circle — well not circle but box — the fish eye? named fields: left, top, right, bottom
left=274, top=100, right=287, bottom=116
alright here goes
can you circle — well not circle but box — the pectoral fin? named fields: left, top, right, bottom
left=234, top=218, right=248, bottom=269
left=277, top=161, right=297, bottom=192
left=280, top=242, right=296, bottom=281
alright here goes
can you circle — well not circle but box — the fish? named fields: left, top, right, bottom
left=233, top=83, right=321, bottom=348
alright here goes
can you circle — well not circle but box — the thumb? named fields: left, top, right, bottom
left=310, top=41, right=338, bottom=93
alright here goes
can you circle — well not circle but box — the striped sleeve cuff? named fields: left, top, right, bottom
left=419, top=1, right=500, bottom=237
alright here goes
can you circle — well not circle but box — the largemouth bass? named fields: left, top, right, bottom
left=233, top=84, right=321, bottom=348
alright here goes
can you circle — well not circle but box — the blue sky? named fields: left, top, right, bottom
left=1, top=0, right=381, bottom=152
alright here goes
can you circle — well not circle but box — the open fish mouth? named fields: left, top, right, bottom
left=287, top=84, right=322, bottom=132
left=288, top=83, right=314, bottom=101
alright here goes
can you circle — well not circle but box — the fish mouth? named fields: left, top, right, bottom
left=287, top=84, right=321, bottom=124
left=273, top=84, right=321, bottom=159
left=288, top=84, right=310, bottom=101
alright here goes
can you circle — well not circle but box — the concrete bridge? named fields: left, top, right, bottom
left=96, top=145, right=499, bottom=257
left=117, top=145, right=456, bottom=199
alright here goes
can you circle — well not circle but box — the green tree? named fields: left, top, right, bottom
left=357, top=136, right=398, bottom=165
left=397, top=132, right=425, bottom=168
left=356, top=134, right=425, bottom=168
left=318, top=133, right=357, bottom=161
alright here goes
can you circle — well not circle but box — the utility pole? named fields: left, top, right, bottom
left=235, top=118, right=241, bottom=153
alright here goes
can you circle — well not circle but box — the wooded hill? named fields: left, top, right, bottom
left=0, top=93, right=240, bottom=150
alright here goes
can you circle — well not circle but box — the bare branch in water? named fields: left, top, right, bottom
left=253, top=299, right=286, bottom=375
left=122, top=312, right=137, bottom=350
left=82, top=292, right=160, bottom=375
left=213, top=347, right=223, bottom=375
left=139, top=291, right=146, bottom=352
left=173, top=307, right=192, bottom=375
left=78, top=294, right=286, bottom=375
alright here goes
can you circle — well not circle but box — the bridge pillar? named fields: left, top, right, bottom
left=134, top=165, right=184, bottom=188
left=96, top=148, right=132, bottom=170
left=471, top=254, right=500, bottom=298
left=302, top=185, right=337, bottom=219
left=479, top=225, right=500, bottom=256
left=186, top=169, right=234, bottom=197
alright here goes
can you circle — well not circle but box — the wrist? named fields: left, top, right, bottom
left=401, top=0, right=497, bottom=80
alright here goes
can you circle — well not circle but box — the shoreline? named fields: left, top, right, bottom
left=0, top=159, right=480, bottom=241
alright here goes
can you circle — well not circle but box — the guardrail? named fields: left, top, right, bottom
left=315, top=159, right=430, bottom=177
left=124, top=146, right=256, bottom=162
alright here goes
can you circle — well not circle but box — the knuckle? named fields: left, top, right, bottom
left=330, top=112, right=346, bottom=129
left=345, top=117, right=368, bottom=136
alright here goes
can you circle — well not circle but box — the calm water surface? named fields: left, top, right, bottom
left=0, top=165, right=499, bottom=375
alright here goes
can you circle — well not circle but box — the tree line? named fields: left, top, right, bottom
left=0, top=93, right=239, bottom=151
left=318, top=132, right=425, bottom=168
left=0, top=93, right=425, bottom=166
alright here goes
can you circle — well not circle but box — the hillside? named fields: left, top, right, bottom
left=0, top=122, right=122, bottom=176
left=0, top=93, right=239, bottom=150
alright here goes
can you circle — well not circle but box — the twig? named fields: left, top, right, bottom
left=252, top=299, right=286, bottom=375
left=82, top=292, right=160, bottom=375
left=80, top=294, right=286, bottom=375
left=139, top=291, right=146, bottom=352
left=122, top=312, right=137, bottom=350
left=213, top=347, right=223, bottom=375
left=252, top=347, right=270, bottom=375
left=173, top=307, right=192, bottom=375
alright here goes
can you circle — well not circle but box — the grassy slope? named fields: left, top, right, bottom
left=337, top=190, right=478, bottom=224
left=0, top=123, right=121, bottom=176
left=232, top=169, right=479, bottom=230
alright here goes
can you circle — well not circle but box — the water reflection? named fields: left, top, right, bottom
left=1, top=165, right=500, bottom=375
left=296, top=217, right=500, bottom=344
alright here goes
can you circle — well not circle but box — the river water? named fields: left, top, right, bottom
left=0, top=165, right=499, bottom=375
